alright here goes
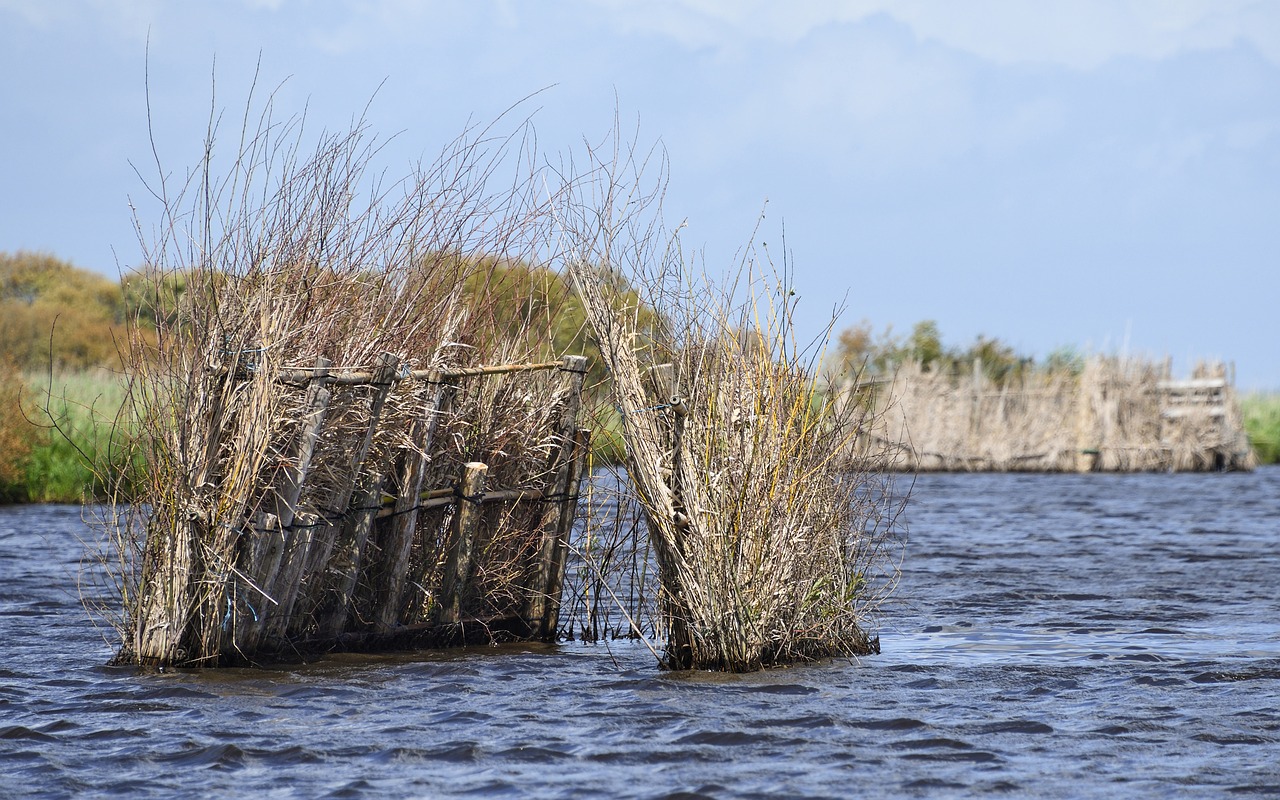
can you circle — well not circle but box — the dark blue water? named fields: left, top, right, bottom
left=3, top=469, right=1279, bottom=798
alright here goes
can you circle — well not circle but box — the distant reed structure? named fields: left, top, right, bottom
left=848, top=356, right=1255, bottom=472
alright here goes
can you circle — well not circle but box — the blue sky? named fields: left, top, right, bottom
left=2, top=1, right=1277, bottom=387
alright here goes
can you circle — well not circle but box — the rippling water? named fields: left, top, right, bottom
left=3, top=469, right=1279, bottom=798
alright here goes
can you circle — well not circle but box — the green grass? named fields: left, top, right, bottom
left=1242, top=392, right=1280, bottom=465
left=21, top=369, right=133, bottom=502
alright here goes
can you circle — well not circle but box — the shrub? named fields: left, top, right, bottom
left=0, top=358, right=33, bottom=502
left=0, top=251, right=130, bottom=371
left=1243, top=392, right=1280, bottom=464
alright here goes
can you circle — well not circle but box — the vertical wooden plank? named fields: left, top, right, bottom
left=228, top=511, right=279, bottom=657
left=1075, top=359, right=1098, bottom=473
left=437, top=461, right=489, bottom=626
left=253, top=357, right=333, bottom=646
left=313, top=353, right=402, bottom=639
left=268, top=353, right=396, bottom=642
left=649, top=363, right=675, bottom=403
left=372, top=374, right=458, bottom=633
left=524, top=355, right=588, bottom=634
left=134, top=351, right=240, bottom=666
left=274, top=357, right=333, bottom=529
left=540, top=427, right=592, bottom=640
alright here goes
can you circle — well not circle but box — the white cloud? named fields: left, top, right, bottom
left=682, top=21, right=983, bottom=175
left=577, top=0, right=1280, bottom=177
left=0, top=0, right=62, bottom=26
left=8, top=0, right=1276, bottom=69
left=894, top=0, right=1280, bottom=69
left=0, top=0, right=160, bottom=39
left=585, top=0, right=1280, bottom=68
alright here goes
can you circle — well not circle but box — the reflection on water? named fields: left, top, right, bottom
left=2, top=469, right=1279, bottom=798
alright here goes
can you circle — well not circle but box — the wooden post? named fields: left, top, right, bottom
left=268, top=353, right=398, bottom=642
left=133, top=351, right=241, bottom=666
left=437, top=461, right=488, bottom=626
left=649, top=363, right=675, bottom=403
left=539, top=428, right=592, bottom=640
left=372, top=374, right=458, bottom=633
left=661, top=366, right=695, bottom=670
left=254, top=357, right=333, bottom=645
left=314, top=353, right=402, bottom=639
left=231, top=511, right=279, bottom=655
left=524, top=355, right=589, bottom=635
left=1075, top=358, right=1100, bottom=472
left=274, top=357, right=333, bottom=529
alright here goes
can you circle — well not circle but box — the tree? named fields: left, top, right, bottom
left=0, top=251, right=130, bottom=370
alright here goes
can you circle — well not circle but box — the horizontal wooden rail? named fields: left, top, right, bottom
left=1158, top=378, right=1228, bottom=391
left=276, top=360, right=566, bottom=386
left=426, top=361, right=565, bottom=379
left=374, top=486, right=549, bottom=519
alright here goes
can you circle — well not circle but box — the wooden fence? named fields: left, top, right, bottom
left=126, top=354, right=591, bottom=667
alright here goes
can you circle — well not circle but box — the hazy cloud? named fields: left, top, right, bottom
left=0, top=0, right=161, bottom=37
left=584, top=0, right=1280, bottom=68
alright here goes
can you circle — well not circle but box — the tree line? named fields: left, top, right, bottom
left=830, top=318, right=1085, bottom=386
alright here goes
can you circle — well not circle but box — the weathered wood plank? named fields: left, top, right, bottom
left=313, top=353, right=403, bottom=639
left=437, top=461, right=489, bottom=626
left=524, top=355, right=589, bottom=634
left=371, top=374, right=457, bottom=633
left=254, top=358, right=334, bottom=645
left=277, top=360, right=562, bottom=385
left=539, top=427, right=592, bottom=640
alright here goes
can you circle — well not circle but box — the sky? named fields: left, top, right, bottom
left=1, top=0, right=1277, bottom=387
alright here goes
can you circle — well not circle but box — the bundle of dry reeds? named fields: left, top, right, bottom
left=98, top=92, right=594, bottom=667
left=92, top=91, right=903, bottom=671
left=558, top=136, right=903, bottom=671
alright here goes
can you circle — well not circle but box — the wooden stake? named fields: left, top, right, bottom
left=255, top=357, right=333, bottom=644
left=275, top=357, right=333, bottom=529
left=134, top=353, right=240, bottom=665
left=313, top=353, right=403, bottom=639
left=372, top=374, right=457, bottom=633
left=539, top=428, right=592, bottom=640
left=437, top=461, right=488, bottom=626
left=524, top=355, right=589, bottom=635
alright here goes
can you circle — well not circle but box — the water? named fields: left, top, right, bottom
left=3, top=469, right=1279, bottom=798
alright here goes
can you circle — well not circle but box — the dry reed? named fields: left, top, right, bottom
left=557, top=131, right=904, bottom=671
left=96, top=82, right=592, bottom=667
left=91, top=85, right=903, bottom=673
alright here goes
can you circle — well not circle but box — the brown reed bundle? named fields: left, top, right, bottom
left=558, top=135, right=903, bottom=671
left=98, top=84, right=586, bottom=666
